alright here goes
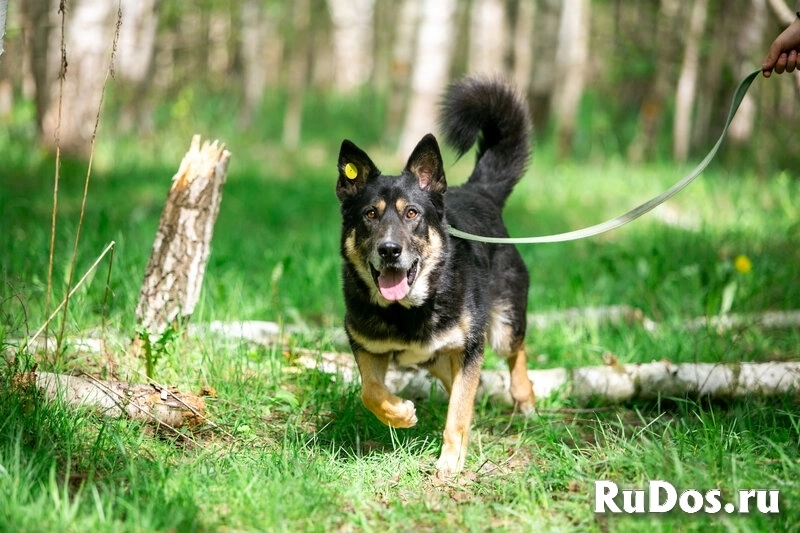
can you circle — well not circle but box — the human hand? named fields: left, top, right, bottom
left=762, top=16, right=800, bottom=77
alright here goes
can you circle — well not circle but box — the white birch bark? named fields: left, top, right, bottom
left=282, top=0, right=310, bottom=148
left=15, top=307, right=800, bottom=409
left=511, top=0, right=536, bottom=89
left=551, top=0, right=589, bottom=157
left=467, top=0, right=507, bottom=76
left=727, top=0, right=768, bottom=143
left=116, top=0, right=158, bottom=84
left=239, top=0, right=283, bottom=125
left=673, top=0, right=708, bottom=162
left=0, top=0, right=8, bottom=60
left=378, top=360, right=800, bottom=406
left=384, top=0, right=420, bottom=139
left=326, top=0, right=375, bottom=92
left=398, top=0, right=457, bottom=158
left=135, top=136, right=231, bottom=339
left=37, top=0, right=118, bottom=156
left=32, top=371, right=207, bottom=429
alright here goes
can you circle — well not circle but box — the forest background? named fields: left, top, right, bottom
left=1, top=1, right=800, bottom=531
left=1, top=0, right=799, bottom=171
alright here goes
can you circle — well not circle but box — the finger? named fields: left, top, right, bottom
left=787, top=50, right=798, bottom=73
left=775, top=53, right=789, bottom=74
left=762, top=41, right=784, bottom=71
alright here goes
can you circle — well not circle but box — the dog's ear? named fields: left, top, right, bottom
left=337, top=140, right=380, bottom=201
left=405, top=134, right=446, bottom=194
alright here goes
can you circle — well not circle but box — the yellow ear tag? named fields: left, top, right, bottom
left=344, top=163, right=358, bottom=180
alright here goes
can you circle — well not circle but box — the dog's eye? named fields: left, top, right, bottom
left=405, top=208, right=418, bottom=220
left=364, top=208, right=377, bottom=220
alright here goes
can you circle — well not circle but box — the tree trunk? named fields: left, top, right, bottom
left=326, top=0, right=375, bottom=92
left=238, top=0, right=284, bottom=126
left=377, top=360, right=800, bottom=407
left=727, top=0, right=768, bottom=144
left=116, top=0, right=159, bottom=132
left=27, top=0, right=119, bottom=157
left=552, top=0, right=589, bottom=158
left=673, top=0, right=708, bottom=162
left=626, top=0, right=680, bottom=163
left=527, top=0, right=561, bottom=133
left=509, top=0, right=536, bottom=90
left=31, top=371, right=208, bottom=429
left=383, top=0, right=420, bottom=144
left=398, top=0, right=457, bottom=158
left=0, top=0, right=8, bottom=60
left=467, top=0, right=507, bottom=76
left=135, top=136, right=231, bottom=340
left=282, top=0, right=310, bottom=148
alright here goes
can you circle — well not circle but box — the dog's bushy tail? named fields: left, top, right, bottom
left=439, top=77, right=531, bottom=207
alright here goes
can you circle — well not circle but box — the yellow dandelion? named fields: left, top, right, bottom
left=734, top=254, right=752, bottom=274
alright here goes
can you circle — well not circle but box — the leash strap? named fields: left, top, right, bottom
left=448, top=69, right=761, bottom=244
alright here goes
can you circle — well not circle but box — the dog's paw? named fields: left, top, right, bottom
left=516, top=398, right=537, bottom=418
left=381, top=397, right=418, bottom=428
left=434, top=451, right=464, bottom=478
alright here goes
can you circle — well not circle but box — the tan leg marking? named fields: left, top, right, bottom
left=356, top=350, right=417, bottom=428
left=507, top=346, right=536, bottom=415
left=434, top=354, right=481, bottom=476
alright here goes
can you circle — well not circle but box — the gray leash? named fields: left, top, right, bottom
left=448, top=69, right=761, bottom=244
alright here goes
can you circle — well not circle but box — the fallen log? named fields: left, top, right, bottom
left=11, top=307, right=800, bottom=411
left=291, top=350, right=800, bottom=406
left=28, top=371, right=208, bottom=429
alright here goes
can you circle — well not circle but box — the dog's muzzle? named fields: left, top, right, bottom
left=370, top=241, right=419, bottom=301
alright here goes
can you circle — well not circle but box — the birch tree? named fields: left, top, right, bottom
left=467, top=0, right=507, bottom=76
left=24, top=0, right=118, bottom=156
left=673, top=0, right=708, bottom=162
left=510, top=0, right=536, bottom=90
left=115, top=0, right=158, bottom=131
left=727, top=0, right=768, bottom=144
left=384, top=0, right=420, bottom=141
left=282, top=0, right=310, bottom=148
left=551, top=0, right=589, bottom=157
left=398, top=0, right=457, bottom=158
left=326, top=0, right=375, bottom=92
left=239, top=0, right=284, bottom=126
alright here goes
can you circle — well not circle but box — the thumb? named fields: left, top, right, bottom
left=762, top=41, right=783, bottom=71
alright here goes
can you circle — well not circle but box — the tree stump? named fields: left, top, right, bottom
left=134, top=135, right=230, bottom=344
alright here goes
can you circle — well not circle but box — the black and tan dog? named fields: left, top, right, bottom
left=335, top=77, right=536, bottom=475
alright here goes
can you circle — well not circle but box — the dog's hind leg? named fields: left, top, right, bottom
left=355, top=350, right=418, bottom=428
left=506, top=343, right=536, bottom=415
left=488, top=302, right=536, bottom=415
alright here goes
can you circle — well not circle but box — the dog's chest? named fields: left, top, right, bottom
left=351, top=323, right=467, bottom=365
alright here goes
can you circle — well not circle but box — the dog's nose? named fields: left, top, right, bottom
left=378, top=241, right=402, bottom=261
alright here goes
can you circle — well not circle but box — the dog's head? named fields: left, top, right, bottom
left=336, top=134, right=448, bottom=308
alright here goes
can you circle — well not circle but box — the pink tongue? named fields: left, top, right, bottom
left=378, top=269, right=410, bottom=301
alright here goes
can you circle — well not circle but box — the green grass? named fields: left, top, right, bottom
left=2, top=88, right=800, bottom=531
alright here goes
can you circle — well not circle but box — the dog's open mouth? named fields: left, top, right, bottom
left=371, top=260, right=419, bottom=301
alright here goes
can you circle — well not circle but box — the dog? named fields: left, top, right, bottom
left=335, top=77, right=536, bottom=476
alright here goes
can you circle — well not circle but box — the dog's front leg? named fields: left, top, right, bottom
left=433, top=351, right=482, bottom=476
left=355, top=350, right=418, bottom=428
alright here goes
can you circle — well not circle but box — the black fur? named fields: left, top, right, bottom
left=336, top=77, right=535, bottom=475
